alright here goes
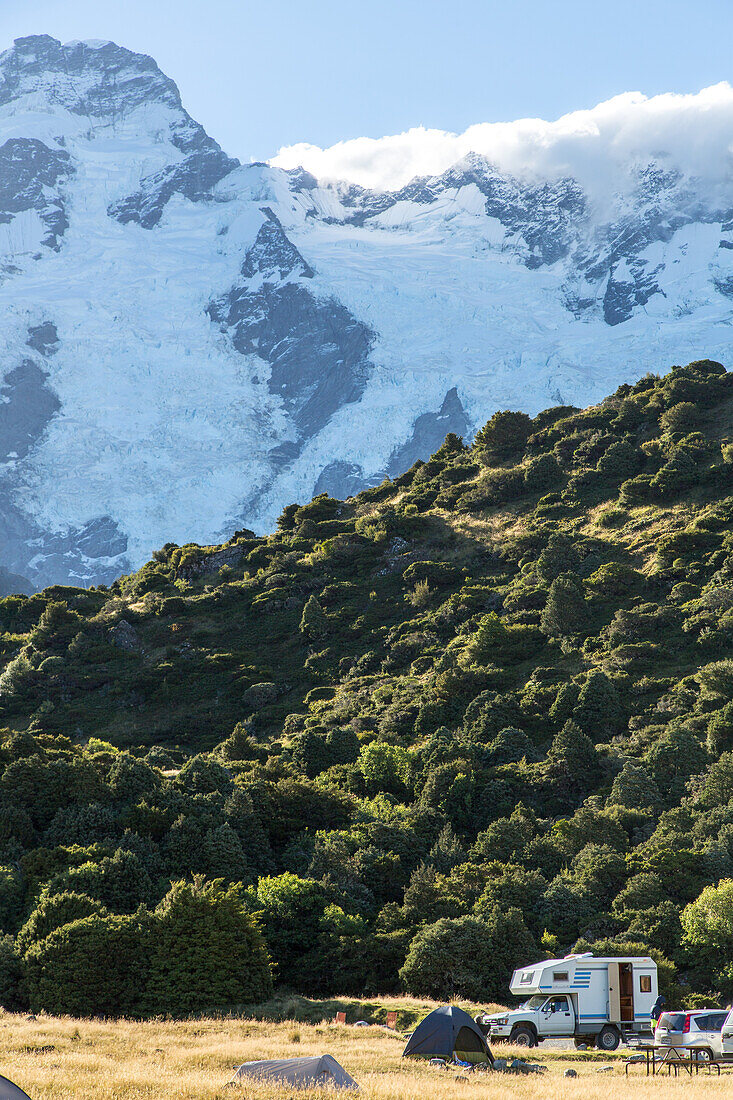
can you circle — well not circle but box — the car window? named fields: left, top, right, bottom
left=692, top=1012, right=726, bottom=1031
left=545, top=997, right=568, bottom=1012
left=658, top=1013, right=685, bottom=1030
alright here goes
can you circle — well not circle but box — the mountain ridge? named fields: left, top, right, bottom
left=0, top=35, right=730, bottom=589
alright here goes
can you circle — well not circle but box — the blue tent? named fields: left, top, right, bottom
left=402, top=1005, right=493, bottom=1063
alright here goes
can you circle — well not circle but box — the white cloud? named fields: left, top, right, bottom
left=271, top=84, right=733, bottom=197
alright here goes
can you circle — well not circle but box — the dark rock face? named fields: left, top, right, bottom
left=209, top=211, right=372, bottom=443
left=26, top=322, right=59, bottom=356
left=314, top=461, right=375, bottom=499
left=0, top=500, right=129, bottom=591
left=0, top=138, right=72, bottom=249
left=311, top=389, right=470, bottom=501
left=241, top=210, right=314, bottom=280
left=0, top=566, right=32, bottom=596
left=387, top=388, right=470, bottom=474
left=0, top=359, right=61, bottom=461
left=0, top=325, right=129, bottom=589
left=108, top=148, right=239, bottom=228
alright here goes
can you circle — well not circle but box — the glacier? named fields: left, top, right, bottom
left=0, top=34, right=731, bottom=590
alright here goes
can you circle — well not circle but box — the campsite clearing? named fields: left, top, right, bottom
left=0, top=1011, right=732, bottom=1099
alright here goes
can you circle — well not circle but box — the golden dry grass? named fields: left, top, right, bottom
left=1, top=1013, right=733, bottom=1100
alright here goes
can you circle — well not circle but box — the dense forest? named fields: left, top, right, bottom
left=4, top=359, right=733, bottom=1016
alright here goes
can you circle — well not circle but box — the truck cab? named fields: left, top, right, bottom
left=488, top=993, right=576, bottom=1046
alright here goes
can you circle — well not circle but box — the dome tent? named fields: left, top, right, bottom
left=0, top=1076, right=32, bottom=1100
left=402, top=1005, right=494, bottom=1064
left=230, top=1056, right=358, bottom=1089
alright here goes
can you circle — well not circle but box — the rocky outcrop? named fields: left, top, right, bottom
left=109, top=148, right=239, bottom=228
left=0, top=138, right=72, bottom=249
left=209, top=210, right=372, bottom=444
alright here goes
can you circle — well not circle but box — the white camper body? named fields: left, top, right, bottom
left=486, top=953, right=658, bottom=1050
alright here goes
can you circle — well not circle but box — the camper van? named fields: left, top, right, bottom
left=486, top=953, right=658, bottom=1050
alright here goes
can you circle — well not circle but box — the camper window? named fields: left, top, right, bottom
left=519, top=972, right=535, bottom=985
left=552, top=971, right=569, bottom=982
left=639, top=975, right=652, bottom=993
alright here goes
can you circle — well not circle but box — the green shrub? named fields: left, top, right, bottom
left=473, top=410, right=532, bottom=462
left=0, top=934, right=25, bottom=1011
left=145, top=878, right=272, bottom=1014
left=300, top=596, right=328, bottom=641
left=402, top=561, right=459, bottom=587
left=524, top=453, right=561, bottom=492
left=25, top=911, right=152, bottom=1016
left=399, top=911, right=536, bottom=1001
left=660, top=402, right=700, bottom=435
left=16, top=891, right=108, bottom=955
left=541, top=574, right=587, bottom=636
left=596, top=439, right=643, bottom=478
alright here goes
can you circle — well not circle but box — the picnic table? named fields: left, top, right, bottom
left=625, top=1043, right=721, bottom=1077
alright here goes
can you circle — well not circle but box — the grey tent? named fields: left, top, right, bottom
left=0, top=1076, right=32, bottom=1100
left=402, top=1005, right=493, bottom=1064
left=230, top=1056, right=358, bottom=1089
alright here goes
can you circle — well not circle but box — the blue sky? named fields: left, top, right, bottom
left=0, top=0, right=730, bottom=163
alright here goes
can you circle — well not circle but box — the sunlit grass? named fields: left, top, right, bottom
left=1, top=1012, right=732, bottom=1100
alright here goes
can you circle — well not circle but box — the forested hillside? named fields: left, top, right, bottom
left=4, top=359, right=733, bottom=1015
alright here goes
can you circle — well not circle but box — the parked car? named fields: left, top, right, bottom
left=721, top=1008, right=733, bottom=1059
left=654, top=1010, right=729, bottom=1061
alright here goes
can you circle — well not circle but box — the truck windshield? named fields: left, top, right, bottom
left=518, top=996, right=547, bottom=1009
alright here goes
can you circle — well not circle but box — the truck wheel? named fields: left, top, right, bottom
left=696, top=1048, right=714, bottom=1063
left=511, top=1026, right=537, bottom=1048
left=597, top=1027, right=620, bottom=1051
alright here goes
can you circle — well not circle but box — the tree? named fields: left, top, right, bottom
left=473, top=410, right=532, bottom=462
left=145, top=878, right=272, bottom=1015
left=16, top=891, right=109, bottom=955
left=647, top=724, right=708, bottom=802
left=597, top=439, right=642, bottom=478
left=399, top=910, right=536, bottom=1001
left=573, top=670, right=626, bottom=740
left=177, top=754, right=232, bottom=795
left=358, top=741, right=411, bottom=796
left=660, top=402, right=699, bottom=435
left=708, top=703, right=733, bottom=755
left=541, top=574, right=587, bottom=636
left=536, top=535, right=580, bottom=585
left=607, top=763, right=662, bottom=811
left=681, top=880, right=733, bottom=952
left=253, top=873, right=332, bottom=985
left=300, top=596, right=328, bottom=641
left=49, top=849, right=155, bottom=913
left=464, top=613, right=507, bottom=664
left=0, top=934, right=25, bottom=1011
left=696, top=752, right=733, bottom=808
left=428, top=825, right=466, bottom=874
left=548, top=720, right=600, bottom=784
left=291, top=730, right=332, bottom=778
left=524, top=453, right=561, bottom=493
left=474, top=864, right=548, bottom=934
left=25, top=912, right=151, bottom=1016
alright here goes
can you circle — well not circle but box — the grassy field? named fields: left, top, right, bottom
left=2, top=1011, right=733, bottom=1100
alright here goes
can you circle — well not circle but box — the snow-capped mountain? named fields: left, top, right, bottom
left=0, top=34, right=731, bottom=590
